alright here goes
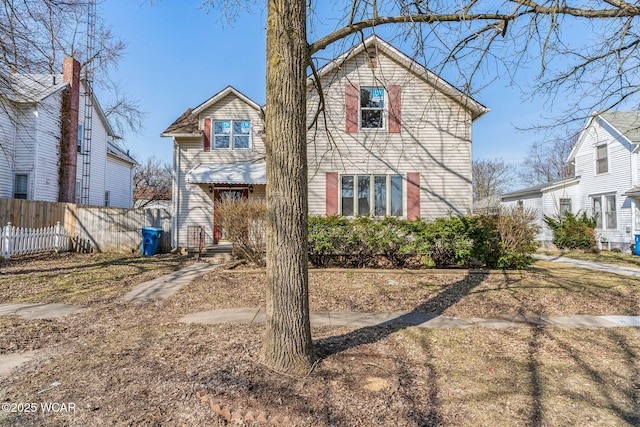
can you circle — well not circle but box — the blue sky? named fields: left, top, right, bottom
left=99, top=0, right=556, bottom=172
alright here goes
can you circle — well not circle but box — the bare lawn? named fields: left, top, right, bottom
left=0, top=253, right=639, bottom=426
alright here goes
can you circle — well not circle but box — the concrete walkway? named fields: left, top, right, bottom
left=533, top=253, right=640, bottom=277
left=0, top=303, right=86, bottom=320
left=180, top=308, right=640, bottom=329
left=123, top=261, right=220, bottom=303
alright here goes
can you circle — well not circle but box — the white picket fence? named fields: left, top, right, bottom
left=1, top=222, right=71, bottom=259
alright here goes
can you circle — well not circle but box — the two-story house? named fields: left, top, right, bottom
left=0, top=58, right=136, bottom=208
left=501, top=111, right=640, bottom=251
left=162, top=36, right=488, bottom=250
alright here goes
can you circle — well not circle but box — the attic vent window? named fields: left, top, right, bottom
left=367, top=49, right=377, bottom=68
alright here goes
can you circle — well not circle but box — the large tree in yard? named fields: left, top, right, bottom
left=201, top=0, right=640, bottom=375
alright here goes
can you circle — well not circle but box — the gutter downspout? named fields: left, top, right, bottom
left=172, top=138, right=179, bottom=250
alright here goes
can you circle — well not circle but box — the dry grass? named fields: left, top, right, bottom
left=0, top=254, right=639, bottom=426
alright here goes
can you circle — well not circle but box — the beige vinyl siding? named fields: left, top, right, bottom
left=173, top=94, right=265, bottom=247
left=307, top=48, right=472, bottom=218
left=198, top=94, right=265, bottom=163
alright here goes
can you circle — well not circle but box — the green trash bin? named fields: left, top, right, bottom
left=141, top=227, right=163, bottom=256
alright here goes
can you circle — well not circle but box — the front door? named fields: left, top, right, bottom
left=213, top=188, right=249, bottom=244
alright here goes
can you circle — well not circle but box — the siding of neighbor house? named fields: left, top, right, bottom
left=174, top=94, right=264, bottom=247
left=105, top=155, right=134, bottom=208
left=306, top=47, right=472, bottom=219
left=33, top=93, right=64, bottom=202
left=573, top=118, right=634, bottom=247
left=1, top=79, right=131, bottom=207
left=540, top=183, right=582, bottom=242
left=0, top=106, right=16, bottom=198
left=501, top=194, right=545, bottom=241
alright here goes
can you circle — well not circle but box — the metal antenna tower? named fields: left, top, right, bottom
left=80, top=0, right=96, bottom=205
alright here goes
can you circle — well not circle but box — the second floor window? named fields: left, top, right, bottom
left=360, top=87, right=385, bottom=129
left=213, top=120, right=251, bottom=150
left=596, top=144, right=608, bottom=174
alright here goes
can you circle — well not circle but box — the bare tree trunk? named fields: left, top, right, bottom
left=261, top=0, right=315, bottom=375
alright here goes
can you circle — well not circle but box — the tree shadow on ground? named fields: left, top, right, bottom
left=315, top=272, right=489, bottom=358
left=312, top=272, right=487, bottom=425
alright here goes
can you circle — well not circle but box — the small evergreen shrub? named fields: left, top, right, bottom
left=544, top=211, right=596, bottom=250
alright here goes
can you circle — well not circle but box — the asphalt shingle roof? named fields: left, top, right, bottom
left=599, top=111, right=640, bottom=143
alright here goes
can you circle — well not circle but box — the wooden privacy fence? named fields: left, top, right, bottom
left=0, top=197, right=172, bottom=254
left=1, top=222, right=71, bottom=259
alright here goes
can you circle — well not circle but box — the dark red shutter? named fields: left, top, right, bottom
left=345, top=83, right=359, bottom=133
left=388, top=85, right=401, bottom=133
left=203, top=117, right=211, bottom=152
left=406, top=172, right=420, bottom=220
left=326, top=172, right=339, bottom=215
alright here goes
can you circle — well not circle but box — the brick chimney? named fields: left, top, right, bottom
left=59, top=57, right=81, bottom=203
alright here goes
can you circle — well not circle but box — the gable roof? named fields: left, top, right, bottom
left=568, top=111, right=640, bottom=161
left=161, top=86, right=262, bottom=137
left=500, top=176, right=580, bottom=200
left=192, top=85, right=262, bottom=115
left=3, top=74, right=68, bottom=102
left=107, top=140, right=137, bottom=165
left=2, top=73, right=118, bottom=138
left=308, top=35, right=489, bottom=121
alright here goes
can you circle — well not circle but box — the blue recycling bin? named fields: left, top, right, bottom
left=141, top=227, right=163, bottom=256
left=635, top=235, right=640, bottom=256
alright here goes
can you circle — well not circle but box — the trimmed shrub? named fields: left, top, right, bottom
left=544, top=211, right=596, bottom=250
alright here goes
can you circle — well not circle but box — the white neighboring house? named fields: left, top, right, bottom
left=500, top=111, right=640, bottom=251
left=162, top=36, right=488, bottom=250
left=0, top=58, right=136, bottom=208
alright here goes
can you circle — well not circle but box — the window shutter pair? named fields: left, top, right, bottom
left=325, top=171, right=419, bottom=218
left=345, top=84, right=401, bottom=133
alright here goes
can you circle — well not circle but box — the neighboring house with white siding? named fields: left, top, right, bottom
left=0, top=58, right=135, bottom=208
left=500, top=111, right=640, bottom=251
left=162, top=36, right=488, bottom=249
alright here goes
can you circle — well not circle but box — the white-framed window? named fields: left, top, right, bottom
left=77, top=124, right=84, bottom=153
left=14, top=174, right=28, bottom=199
left=341, top=174, right=402, bottom=217
left=559, top=198, right=572, bottom=216
left=213, top=120, right=251, bottom=150
left=104, top=191, right=110, bottom=207
left=360, top=87, right=385, bottom=129
left=596, top=144, right=608, bottom=174
left=592, top=194, right=616, bottom=229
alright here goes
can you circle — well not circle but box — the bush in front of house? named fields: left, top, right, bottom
left=308, top=208, right=540, bottom=269
left=544, top=211, right=596, bottom=250
left=214, top=197, right=267, bottom=266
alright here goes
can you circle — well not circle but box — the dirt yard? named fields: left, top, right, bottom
left=0, top=253, right=639, bottom=426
